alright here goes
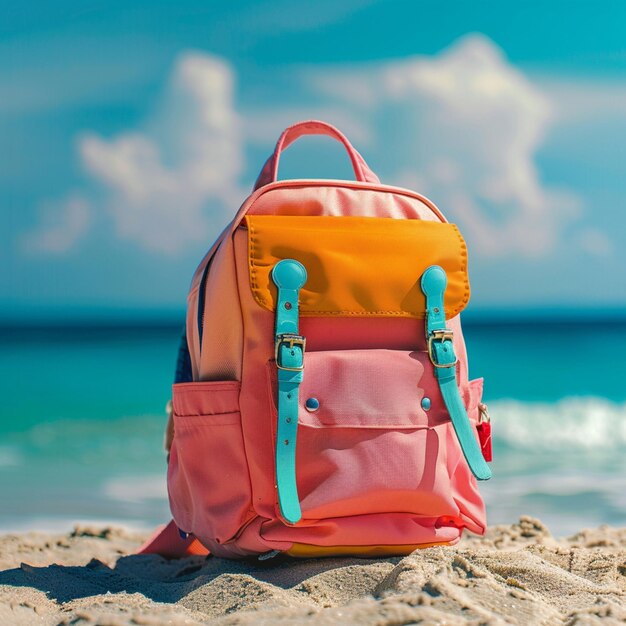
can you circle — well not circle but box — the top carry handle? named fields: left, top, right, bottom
left=254, top=119, right=380, bottom=190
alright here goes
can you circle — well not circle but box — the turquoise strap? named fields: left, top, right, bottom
left=271, top=259, right=307, bottom=524
left=421, top=266, right=492, bottom=481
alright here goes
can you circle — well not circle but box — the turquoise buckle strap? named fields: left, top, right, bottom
left=421, top=266, right=492, bottom=481
left=271, top=259, right=308, bottom=524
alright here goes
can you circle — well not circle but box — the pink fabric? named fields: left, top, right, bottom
left=166, top=122, right=489, bottom=558
left=167, top=381, right=256, bottom=550
left=254, top=120, right=380, bottom=190
left=260, top=513, right=463, bottom=547
left=272, top=350, right=449, bottom=429
left=171, top=381, right=240, bottom=416
left=263, top=350, right=484, bottom=527
left=169, top=215, right=487, bottom=558
left=246, top=181, right=444, bottom=221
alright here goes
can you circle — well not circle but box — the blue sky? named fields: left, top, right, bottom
left=2, top=0, right=626, bottom=318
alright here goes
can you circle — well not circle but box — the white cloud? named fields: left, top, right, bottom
left=311, top=34, right=583, bottom=258
left=21, top=194, right=91, bottom=254
left=26, top=36, right=612, bottom=262
left=80, top=52, right=242, bottom=254
left=539, top=77, right=626, bottom=123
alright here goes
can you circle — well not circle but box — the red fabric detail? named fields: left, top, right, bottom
left=136, top=520, right=209, bottom=558
left=476, top=422, right=493, bottom=462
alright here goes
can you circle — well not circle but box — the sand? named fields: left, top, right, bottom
left=1, top=516, right=624, bottom=625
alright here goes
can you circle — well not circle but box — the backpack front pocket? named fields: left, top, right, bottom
left=267, top=349, right=483, bottom=529
left=167, top=381, right=254, bottom=546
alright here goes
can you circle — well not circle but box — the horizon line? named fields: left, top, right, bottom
left=0, top=305, right=625, bottom=331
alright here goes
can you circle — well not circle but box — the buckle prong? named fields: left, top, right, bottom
left=427, top=329, right=458, bottom=369
left=275, top=333, right=306, bottom=371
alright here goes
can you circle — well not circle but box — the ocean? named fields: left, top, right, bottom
left=1, top=319, right=625, bottom=538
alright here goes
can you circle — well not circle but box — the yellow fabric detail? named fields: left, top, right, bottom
left=286, top=541, right=452, bottom=558
left=245, top=215, right=470, bottom=319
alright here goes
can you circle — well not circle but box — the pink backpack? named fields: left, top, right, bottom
left=143, top=120, right=493, bottom=559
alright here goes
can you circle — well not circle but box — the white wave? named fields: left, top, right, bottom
left=481, top=470, right=626, bottom=500
left=489, top=397, right=626, bottom=450
left=102, top=475, right=167, bottom=503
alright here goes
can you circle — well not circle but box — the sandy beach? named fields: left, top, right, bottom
left=0, top=516, right=623, bottom=625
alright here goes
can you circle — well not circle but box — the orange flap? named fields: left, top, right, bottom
left=245, top=215, right=470, bottom=319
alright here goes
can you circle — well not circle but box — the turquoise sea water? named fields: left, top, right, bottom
left=1, top=319, right=625, bottom=537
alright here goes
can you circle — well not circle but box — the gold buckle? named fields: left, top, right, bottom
left=427, top=329, right=458, bottom=369
left=275, top=334, right=306, bottom=372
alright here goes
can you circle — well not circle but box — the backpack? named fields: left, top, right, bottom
left=143, top=120, right=493, bottom=559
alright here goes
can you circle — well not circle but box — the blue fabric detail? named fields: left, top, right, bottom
left=174, top=329, right=193, bottom=384
left=271, top=259, right=308, bottom=524
left=196, top=224, right=231, bottom=351
left=421, top=266, right=492, bottom=481
left=196, top=261, right=211, bottom=349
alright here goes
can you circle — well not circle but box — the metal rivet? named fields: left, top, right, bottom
left=433, top=307, right=440, bottom=313
left=287, top=393, right=292, bottom=399
left=286, top=417, right=291, bottom=423
left=305, top=397, right=320, bottom=412
left=421, top=397, right=431, bottom=411
left=284, top=439, right=289, bottom=445
left=284, top=302, right=292, bottom=310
